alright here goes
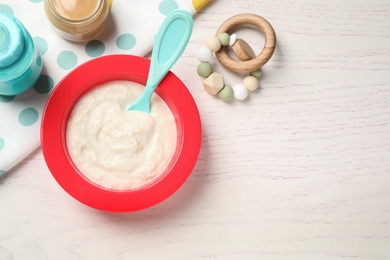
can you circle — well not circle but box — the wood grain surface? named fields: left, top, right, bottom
left=1, top=0, right=390, bottom=259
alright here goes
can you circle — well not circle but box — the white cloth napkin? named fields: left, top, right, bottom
left=0, top=0, right=209, bottom=175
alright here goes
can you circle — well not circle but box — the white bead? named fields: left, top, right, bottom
left=229, top=33, right=237, bottom=46
left=197, top=47, right=213, bottom=62
left=243, top=75, right=259, bottom=91
left=205, top=36, right=222, bottom=52
left=233, top=84, right=249, bottom=100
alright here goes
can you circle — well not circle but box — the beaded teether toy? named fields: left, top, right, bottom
left=197, top=13, right=276, bottom=101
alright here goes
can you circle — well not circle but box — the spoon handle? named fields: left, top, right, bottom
left=146, top=10, right=194, bottom=89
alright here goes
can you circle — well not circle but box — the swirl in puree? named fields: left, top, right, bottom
left=66, top=81, right=177, bottom=190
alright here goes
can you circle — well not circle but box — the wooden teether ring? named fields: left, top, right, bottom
left=215, top=13, right=276, bottom=72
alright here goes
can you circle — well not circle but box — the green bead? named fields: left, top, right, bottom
left=250, top=68, right=262, bottom=78
left=218, top=33, right=230, bottom=46
left=218, top=85, right=234, bottom=102
left=197, top=62, right=213, bottom=78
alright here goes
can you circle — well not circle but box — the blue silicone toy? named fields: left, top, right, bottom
left=127, top=9, right=194, bottom=113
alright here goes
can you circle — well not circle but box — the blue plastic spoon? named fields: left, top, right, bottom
left=127, top=10, right=194, bottom=113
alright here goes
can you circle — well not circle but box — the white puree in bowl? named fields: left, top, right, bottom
left=66, top=81, right=177, bottom=190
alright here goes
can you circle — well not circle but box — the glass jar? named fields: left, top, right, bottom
left=0, top=12, right=42, bottom=96
left=44, top=0, right=110, bottom=42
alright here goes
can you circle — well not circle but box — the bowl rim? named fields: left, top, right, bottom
left=40, top=55, right=202, bottom=212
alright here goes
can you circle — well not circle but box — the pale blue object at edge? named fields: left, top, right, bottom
left=127, top=9, right=194, bottom=113
left=0, top=12, right=42, bottom=96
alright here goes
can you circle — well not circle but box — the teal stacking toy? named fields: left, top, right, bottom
left=0, top=12, right=42, bottom=96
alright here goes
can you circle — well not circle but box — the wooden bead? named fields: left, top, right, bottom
left=233, top=39, right=255, bottom=61
left=205, top=36, right=221, bottom=52
left=243, top=75, right=259, bottom=91
left=203, top=72, right=224, bottom=95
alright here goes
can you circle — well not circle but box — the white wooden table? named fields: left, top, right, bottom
left=1, top=0, right=390, bottom=259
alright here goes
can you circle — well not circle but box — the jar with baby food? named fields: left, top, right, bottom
left=44, top=0, right=110, bottom=42
left=0, top=12, right=43, bottom=96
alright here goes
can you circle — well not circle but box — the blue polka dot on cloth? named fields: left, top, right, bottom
left=34, top=75, right=54, bottom=94
left=116, top=33, right=137, bottom=50
left=159, top=0, right=179, bottom=15
left=0, top=4, right=13, bottom=15
left=0, top=137, right=5, bottom=151
left=57, top=50, right=78, bottom=70
left=18, top=108, right=39, bottom=126
left=0, top=95, right=15, bottom=103
left=86, top=40, right=106, bottom=57
left=33, top=37, right=48, bottom=55
left=0, top=0, right=205, bottom=175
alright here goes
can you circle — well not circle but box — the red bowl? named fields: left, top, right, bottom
left=41, top=55, right=202, bottom=212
